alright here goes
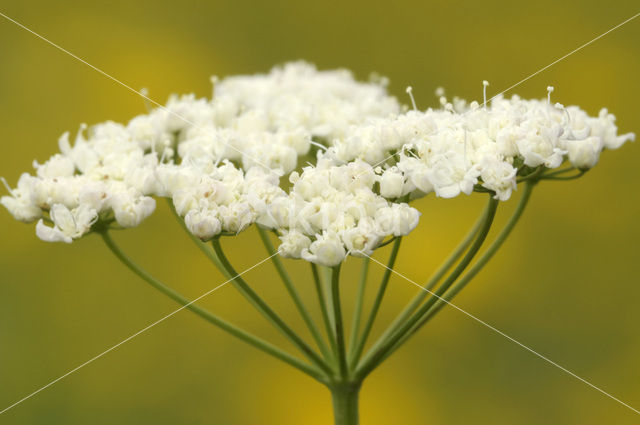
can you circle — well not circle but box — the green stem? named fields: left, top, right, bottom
left=256, top=226, right=333, bottom=361
left=374, top=201, right=491, bottom=349
left=540, top=166, right=574, bottom=178
left=347, top=258, right=369, bottom=359
left=516, top=166, right=545, bottom=183
left=374, top=182, right=535, bottom=366
left=312, top=263, right=339, bottom=366
left=412, top=181, right=535, bottom=332
left=348, top=237, right=402, bottom=368
left=323, top=266, right=336, bottom=329
left=212, top=238, right=334, bottom=377
left=330, top=265, right=348, bottom=379
left=541, top=170, right=586, bottom=180
left=330, top=383, right=361, bottom=425
left=99, top=231, right=327, bottom=383
left=356, top=197, right=499, bottom=379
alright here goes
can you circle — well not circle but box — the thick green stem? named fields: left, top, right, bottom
left=256, top=226, right=333, bottom=361
left=212, top=238, right=334, bottom=376
left=99, top=231, right=327, bottom=383
left=330, top=383, right=361, bottom=425
left=330, top=265, right=348, bottom=379
left=347, top=258, right=369, bottom=358
left=374, top=202, right=491, bottom=350
left=356, top=197, right=499, bottom=379
left=348, top=237, right=402, bottom=368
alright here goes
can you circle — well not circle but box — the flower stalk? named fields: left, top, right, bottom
left=311, top=263, right=339, bottom=365
left=212, top=238, right=334, bottom=377
left=355, top=196, right=500, bottom=379
left=257, top=226, right=334, bottom=362
left=347, top=258, right=369, bottom=360
left=370, top=199, right=492, bottom=353
left=330, top=265, right=349, bottom=380
left=348, top=237, right=402, bottom=368
left=99, top=230, right=327, bottom=382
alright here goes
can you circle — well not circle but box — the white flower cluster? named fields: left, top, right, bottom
left=324, top=95, right=635, bottom=201
left=1, top=62, right=634, bottom=266
left=258, top=158, right=419, bottom=266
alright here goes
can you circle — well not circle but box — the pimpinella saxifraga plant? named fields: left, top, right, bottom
left=1, top=62, right=635, bottom=424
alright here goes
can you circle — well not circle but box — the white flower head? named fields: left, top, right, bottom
left=1, top=63, right=633, bottom=264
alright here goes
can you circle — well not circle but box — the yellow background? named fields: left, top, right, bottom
left=1, top=0, right=639, bottom=423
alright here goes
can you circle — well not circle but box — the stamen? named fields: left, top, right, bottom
left=547, top=86, right=554, bottom=105
left=555, top=102, right=571, bottom=127
left=139, top=88, right=152, bottom=112
left=210, top=76, right=219, bottom=98
left=482, top=80, right=489, bottom=109
left=463, top=128, right=468, bottom=166
left=406, top=86, right=418, bottom=111
left=159, top=148, right=168, bottom=164
left=0, top=176, right=15, bottom=196
left=74, top=123, right=88, bottom=144
left=309, top=140, right=328, bottom=151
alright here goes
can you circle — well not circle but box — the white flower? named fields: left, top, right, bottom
left=218, top=202, right=254, bottom=233
left=375, top=203, right=420, bottom=236
left=278, top=230, right=311, bottom=258
left=379, top=167, right=406, bottom=199
left=516, top=132, right=565, bottom=168
left=110, top=193, right=156, bottom=228
left=0, top=173, right=41, bottom=222
left=593, top=108, right=636, bottom=149
left=341, top=217, right=383, bottom=256
left=35, top=204, right=97, bottom=243
left=426, top=153, right=479, bottom=199
left=34, top=154, right=75, bottom=178
left=1, top=195, right=41, bottom=223
left=479, top=157, right=518, bottom=201
left=565, top=137, right=602, bottom=169
left=185, top=209, right=222, bottom=240
left=301, top=232, right=346, bottom=267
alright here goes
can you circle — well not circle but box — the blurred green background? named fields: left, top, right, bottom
left=1, top=0, right=639, bottom=423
